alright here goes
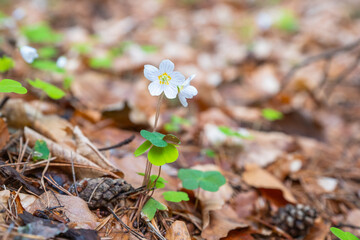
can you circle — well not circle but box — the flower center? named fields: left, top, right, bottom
left=158, top=73, right=171, bottom=85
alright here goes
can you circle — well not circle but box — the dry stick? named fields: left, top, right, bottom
left=147, top=220, right=166, bottom=240
left=281, top=38, right=360, bottom=91
left=324, top=53, right=360, bottom=98
left=43, top=175, right=72, bottom=196
left=41, top=155, right=52, bottom=208
left=69, top=153, right=78, bottom=196
left=194, top=187, right=200, bottom=209
left=98, top=135, right=135, bottom=151
left=249, top=216, right=295, bottom=240
left=107, top=207, right=147, bottom=240
left=2, top=222, right=14, bottom=240
left=0, top=96, right=10, bottom=111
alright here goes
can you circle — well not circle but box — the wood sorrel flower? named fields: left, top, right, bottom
left=144, top=59, right=185, bottom=99
left=178, top=74, right=198, bottom=107
left=20, top=46, right=38, bottom=64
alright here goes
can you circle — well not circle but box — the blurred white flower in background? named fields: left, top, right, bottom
left=20, top=46, right=38, bottom=63
left=56, top=56, right=67, bottom=69
left=144, top=59, right=185, bottom=99
left=178, top=74, right=198, bottom=107
left=256, top=12, right=273, bottom=31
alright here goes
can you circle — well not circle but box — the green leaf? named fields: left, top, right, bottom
left=72, top=43, right=92, bottom=54
left=0, top=56, right=15, bottom=73
left=141, top=198, right=167, bottom=221
left=137, top=173, right=168, bottom=189
left=33, top=140, right=50, bottom=161
left=31, top=60, right=65, bottom=73
left=140, top=130, right=167, bottom=147
left=28, top=79, right=65, bottom=100
left=178, top=169, right=226, bottom=192
left=134, top=140, right=152, bottom=157
left=274, top=9, right=298, bottom=33
left=22, top=23, right=62, bottom=44
left=63, top=76, right=73, bottom=90
left=89, top=56, right=112, bottom=69
left=218, top=126, right=234, bottom=136
left=141, top=45, right=158, bottom=54
left=261, top=108, right=283, bottom=121
left=38, top=47, right=58, bottom=58
left=163, top=134, right=181, bottom=145
left=200, top=171, right=226, bottom=192
left=148, top=144, right=179, bottom=166
left=178, top=169, right=203, bottom=190
left=330, top=228, right=360, bottom=240
left=163, top=191, right=189, bottom=202
left=0, top=79, right=27, bottom=94
left=203, top=149, right=216, bottom=158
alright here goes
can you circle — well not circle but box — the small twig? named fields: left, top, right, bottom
left=87, top=179, right=106, bottom=203
left=41, top=155, right=52, bottom=208
left=43, top=175, right=72, bottom=196
left=281, top=39, right=360, bottom=90
left=147, top=221, right=166, bottom=240
left=98, top=135, right=135, bottom=151
left=0, top=96, right=10, bottom=111
left=250, top=216, right=295, bottom=240
left=107, top=207, right=147, bottom=240
left=69, top=153, right=78, bottom=196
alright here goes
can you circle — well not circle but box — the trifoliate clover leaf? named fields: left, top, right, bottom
left=134, top=140, right=152, bottom=157
left=31, top=60, right=65, bottom=73
left=141, top=198, right=167, bottom=221
left=200, top=171, right=226, bottom=192
left=0, top=56, right=15, bottom=73
left=28, top=79, right=65, bottom=100
left=137, top=173, right=168, bottom=189
left=33, top=140, right=50, bottom=161
left=148, top=144, right=178, bottom=166
left=163, top=191, right=189, bottom=202
left=261, top=108, right=283, bottom=121
left=178, top=169, right=226, bottom=192
left=163, top=134, right=181, bottom=145
left=140, top=130, right=167, bottom=147
left=330, top=227, right=360, bottom=240
left=0, top=79, right=27, bottom=94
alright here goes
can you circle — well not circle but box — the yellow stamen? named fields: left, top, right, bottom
left=158, top=73, right=171, bottom=85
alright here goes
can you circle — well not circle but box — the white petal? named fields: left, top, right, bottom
left=148, top=81, right=164, bottom=96
left=159, top=59, right=174, bottom=74
left=56, top=56, right=67, bottom=68
left=169, top=71, right=185, bottom=85
left=178, top=94, right=188, bottom=107
left=183, top=74, right=196, bottom=86
left=164, top=84, right=178, bottom=99
left=181, top=85, right=198, bottom=98
left=20, top=46, right=38, bottom=64
left=144, top=65, right=159, bottom=81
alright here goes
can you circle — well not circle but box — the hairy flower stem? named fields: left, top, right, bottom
left=142, top=93, right=164, bottom=188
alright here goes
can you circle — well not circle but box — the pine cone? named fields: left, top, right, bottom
left=70, top=178, right=134, bottom=209
left=273, top=204, right=317, bottom=238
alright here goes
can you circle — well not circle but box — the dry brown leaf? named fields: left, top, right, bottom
left=165, top=221, right=191, bottom=240
left=0, top=190, right=37, bottom=223
left=231, top=191, right=258, bottom=219
left=201, top=205, right=248, bottom=240
left=71, top=72, right=132, bottom=111
left=25, top=127, right=100, bottom=168
left=242, top=164, right=296, bottom=204
left=191, top=164, right=233, bottom=231
left=26, top=192, right=99, bottom=229
left=73, top=126, right=118, bottom=170
left=303, top=218, right=330, bottom=240
left=0, top=118, right=9, bottom=150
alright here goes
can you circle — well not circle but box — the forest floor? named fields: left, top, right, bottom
left=1, top=0, right=360, bottom=239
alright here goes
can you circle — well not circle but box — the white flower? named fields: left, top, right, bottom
left=256, top=12, right=273, bottom=30
left=144, top=59, right=185, bottom=99
left=20, top=46, right=38, bottom=64
left=56, top=56, right=67, bottom=68
left=178, top=74, right=198, bottom=107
